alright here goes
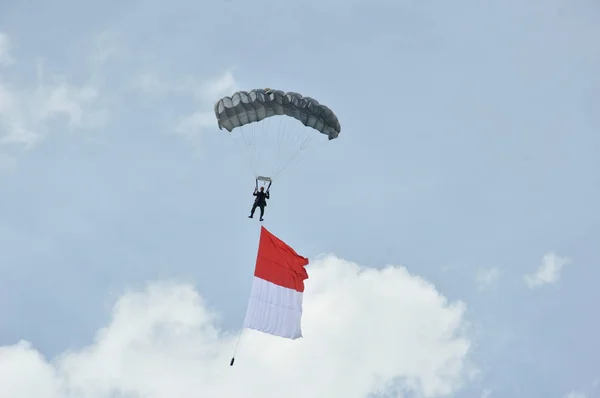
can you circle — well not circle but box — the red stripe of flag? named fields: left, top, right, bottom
left=254, top=226, right=309, bottom=292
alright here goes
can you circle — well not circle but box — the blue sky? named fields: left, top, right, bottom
left=1, top=0, right=599, bottom=397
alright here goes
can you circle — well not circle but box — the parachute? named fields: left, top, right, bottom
left=214, top=88, right=341, bottom=185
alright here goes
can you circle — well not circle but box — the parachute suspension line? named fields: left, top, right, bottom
left=274, top=119, right=325, bottom=179
left=225, top=129, right=255, bottom=179
left=224, top=116, right=336, bottom=182
left=274, top=129, right=331, bottom=180
left=239, top=116, right=309, bottom=183
left=271, top=118, right=288, bottom=179
left=239, top=117, right=276, bottom=181
left=238, top=124, right=258, bottom=179
left=251, top=117, right=271, bottom=181
left=257, top=116, right=268, bottom=169
left=272, top=129, right=318, bottom=179
left=272, top=118, right=286, bottom=178
left=255, top=116, right=283, bottom=181
left=250, top=124, right=263, bottom=176
left=271, top=122, right=296, bottom=178
left=271, top=121, right=306, bottom=178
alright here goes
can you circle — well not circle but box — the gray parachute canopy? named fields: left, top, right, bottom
left=214, top=88, right=341, bottom=140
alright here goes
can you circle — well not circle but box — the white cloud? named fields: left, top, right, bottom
left=476, top=267, right=501, bottom=291
left=0, top=33, right=13, bottom=65
left=132, top=69, right=238, bottom=100
left=0, top=33, right=106, bottom=156
left=130, top=71, right=193, bottom=96
left=133, top=72, right=171, bottom=94
left=89, top=29, right=120, bottom=68
left=565, top=391, right=586, bottom=398
left=197, top=69, right=237, bottom=101
left=481, top=389, right=492, bottom=398
left=0, top=83, right=17, bottom=120
left=174, top=110, right=215, bottom=138
left=0, top=254, right=474, bottom=398
left=130, top=69, right=237, bottom=139
left=136, top=70, right=238, bottom=138
left=0, top=153, right=17, bottom=170
left=0, top=80, right=105, bottom=148
left=524, top=252, right=572, bottom=288
left=34, top=82, right=105, bottom=128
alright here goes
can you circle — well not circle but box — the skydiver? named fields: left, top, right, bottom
left=249, top=185, right=270, bottom=221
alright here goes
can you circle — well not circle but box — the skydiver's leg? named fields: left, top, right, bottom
left=259, top=205, right=265, bottom=221
left=249, top=203, right=258, bottom=218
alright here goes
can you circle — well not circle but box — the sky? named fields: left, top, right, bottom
left=0, top=0, right=599, bottom=397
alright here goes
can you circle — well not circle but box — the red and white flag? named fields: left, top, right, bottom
left=243, top=226, right=309, bottom=339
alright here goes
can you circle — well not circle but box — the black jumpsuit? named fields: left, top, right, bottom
left=249, top=189, right=270, bottom=220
